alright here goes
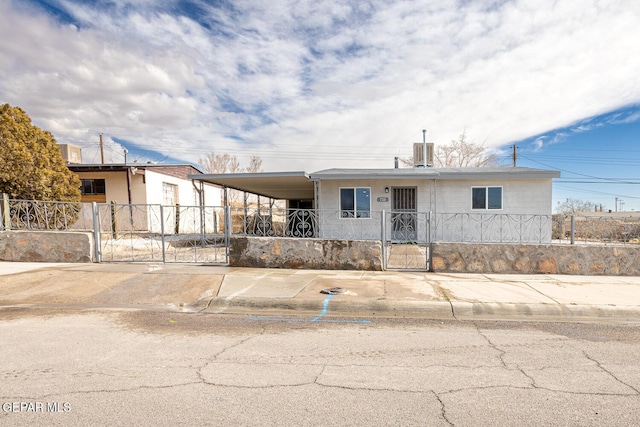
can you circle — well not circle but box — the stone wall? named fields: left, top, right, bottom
left=230, top=237, right=383, bottom=270
left=0, top=231, right=94, bottom=263
left=431, top=242, right=640, bottom=276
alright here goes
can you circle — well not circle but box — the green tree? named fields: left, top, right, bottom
left=0, top=104, right=80, bottom=201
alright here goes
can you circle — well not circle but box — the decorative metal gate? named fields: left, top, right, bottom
left=383, top=206, right=431, bottom=271
left=94, top=203, right=230, bottom=264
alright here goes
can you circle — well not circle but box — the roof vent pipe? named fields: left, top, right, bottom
left=394, top=156, right=399, bottom=169
left=422, top=129, right=427, bottom=168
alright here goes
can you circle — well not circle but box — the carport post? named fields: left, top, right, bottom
left=224, top=206, right=231, bottom=262
left=91, top=202, right=102, bottom=262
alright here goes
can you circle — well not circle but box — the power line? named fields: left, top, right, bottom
left=519, top=155, right=638, bottom=184
left=554, top=184, right=640, bottom=200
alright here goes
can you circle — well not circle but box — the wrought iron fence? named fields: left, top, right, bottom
left=1, top=199, right=94, bottom=231
left=1, top=197, right=229, bottom=264
left=96, top=203, right=228, bottom=263
left=432, top=213, right=553, bottom=243
left=230, top=207, right=383, bottom=240
left=5, top=196, right=638, bottom=247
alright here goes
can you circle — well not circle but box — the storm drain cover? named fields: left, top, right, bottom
left=320, top=287, right=347, bottom=295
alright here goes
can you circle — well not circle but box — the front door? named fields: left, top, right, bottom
left=391, top=187, right=417, bottom=241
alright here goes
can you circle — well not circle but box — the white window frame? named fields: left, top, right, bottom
left=471, top=186, right=503, bottom=210
left=339, top=187, right=371, bottom=218
left=162, top=182, right=179, bottom=206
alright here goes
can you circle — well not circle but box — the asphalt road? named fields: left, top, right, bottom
left=1, top=309, right=639, bottom=426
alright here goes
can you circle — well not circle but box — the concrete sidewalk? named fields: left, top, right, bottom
left=1, top=261, right=639, bottom=322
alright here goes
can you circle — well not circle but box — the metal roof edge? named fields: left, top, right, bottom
left=188, top=171, right=310, bottom=180
left=308, top=167, right=560, bottom=180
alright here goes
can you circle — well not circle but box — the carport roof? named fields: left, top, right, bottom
left=190, top=171, right=314, bottom=200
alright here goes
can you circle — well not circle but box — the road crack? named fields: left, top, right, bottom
left=432, top=391, right=454, bottom=426
left=583, top=351, right=640, bottom=395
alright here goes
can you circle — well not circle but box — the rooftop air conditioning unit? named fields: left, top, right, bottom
left=58, top=144, right=82, bottom=164
left=413, top=142, right=434, bottom=167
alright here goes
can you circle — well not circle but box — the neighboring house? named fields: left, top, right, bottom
left=68, top=164, right=221, bottom=233
left=190, top=166, right=561, bottom=242
left=69, top=164, right=220, bottom=206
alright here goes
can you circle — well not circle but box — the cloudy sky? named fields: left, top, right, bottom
left=1, top=0, right=640, bottom=210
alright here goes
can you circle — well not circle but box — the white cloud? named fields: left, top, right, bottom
left=1, top=0, right=640, bottom=171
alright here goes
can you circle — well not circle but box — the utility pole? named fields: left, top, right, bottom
left=512, top=145, right=517, bottom=167
left=99, top=133, right=105, bottom=164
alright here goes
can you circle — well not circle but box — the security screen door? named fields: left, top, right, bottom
left=391, top=187, right=417, bottom=241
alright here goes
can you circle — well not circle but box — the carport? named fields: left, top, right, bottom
left=189, top=171, right=317, bottom=236
left=189, top=171, right=316, bottom=207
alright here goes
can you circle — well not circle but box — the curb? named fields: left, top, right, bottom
left=204, top=297, right=454, bottom=318
left=203, top=297, right=640, bottom=322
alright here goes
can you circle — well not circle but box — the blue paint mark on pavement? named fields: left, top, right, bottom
left=245, top=293, right=370, bottom=324
left=247, top=317, right=370, bottom=324
left=312, top=294, right=335, bottom=322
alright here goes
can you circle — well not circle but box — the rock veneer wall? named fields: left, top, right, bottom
left=431, top=242, right=640, bottom=276
left=230, top=237, right=383, bottom=270
left=0, top=231, right=94, bottom=263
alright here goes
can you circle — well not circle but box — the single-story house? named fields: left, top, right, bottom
left=68, top=163, right=221, bottom=233
left=190, top=166, right=561, bottom=243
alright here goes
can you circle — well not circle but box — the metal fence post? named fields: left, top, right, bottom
left=570, top=215, right=575, bottom=245
left=427, top=211, right=433, bottom=271
left=110, top=201, right=117, bottom=238
left=381, top=210, right=386, bottom=270
left=160, top=205, right=166, bottom=263
left=92, top=202, right=102, bottom=262
left=225, top=206, right=231, bottom=263
left=1, top=193, right=9, bottom=231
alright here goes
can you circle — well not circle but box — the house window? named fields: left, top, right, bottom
left=472, top=186, right=502, bottom=210
left=340, top=187, right=371, bottom=218
left=162, top=182, right=179, bottom=206
left=80, top=179, right=106, bottom=195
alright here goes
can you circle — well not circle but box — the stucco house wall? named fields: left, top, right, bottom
left=314, top=175, right=555, bottom=242
left=434, top=178, right=553, bottom=214
left=144, top=169, right=222, bottom=234
left=70, top=165, right=222, bottom=234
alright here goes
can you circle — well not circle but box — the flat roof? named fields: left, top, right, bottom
left=190, top=167, right=560, bottom=200
left=310, top=167, right=561, bottom=180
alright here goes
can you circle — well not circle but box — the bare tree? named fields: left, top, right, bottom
left=400, top=131, right=500, bottom=168
left=199, top=152, right=242, bottom=174
left=434, top=131, right=500, bottom=167
left=246, top=155, right=263, bottom=173
left=198, top=153, right=264, bottom=205
left=556, top=198, right=597, bottom=215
